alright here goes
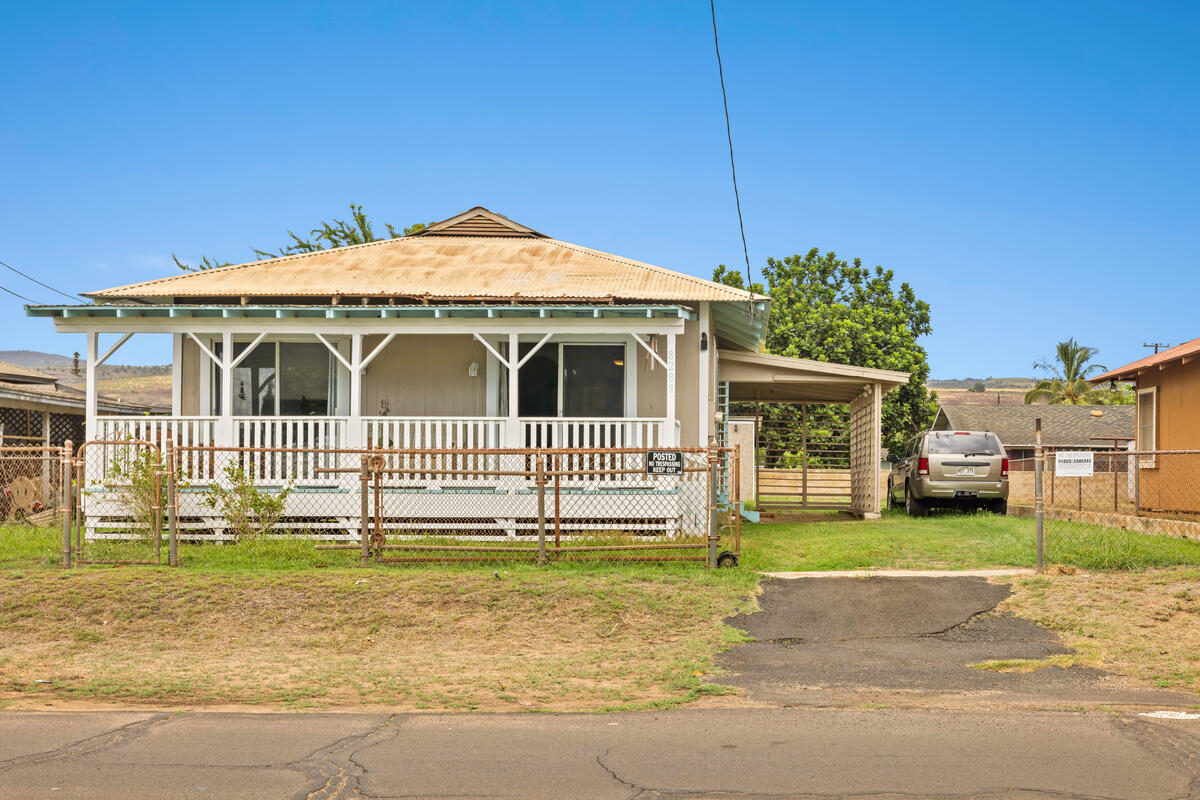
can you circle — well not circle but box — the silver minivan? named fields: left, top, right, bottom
left=887, top=430, right=1009, bottom=516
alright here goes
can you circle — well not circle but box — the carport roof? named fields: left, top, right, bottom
left=717, top=350, right=910, bottom=404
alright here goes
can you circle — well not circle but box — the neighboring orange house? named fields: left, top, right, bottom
left=1092, top=337, right=1200, bottom=514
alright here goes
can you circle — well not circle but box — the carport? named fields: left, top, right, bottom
left=717, top=350, right=909, bottom=518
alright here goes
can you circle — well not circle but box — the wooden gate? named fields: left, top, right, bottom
left=755, top=403, right=852, bottom=512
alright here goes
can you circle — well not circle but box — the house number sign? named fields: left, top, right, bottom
left=645, top=450, right=684, bottom=475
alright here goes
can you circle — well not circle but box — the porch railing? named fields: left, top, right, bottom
left=236, top=417, right=348, bottom=450
left=93, top=415, right=672, bottom=454
left=521, top=418, right=668, bottom=449
left=363, top=417, right=505, bottom=449
left=94, top=416, right=218, bottom=447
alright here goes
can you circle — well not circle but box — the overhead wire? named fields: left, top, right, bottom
left=709, top=0, right=754, bottom=310
left=0, top=283, right=48, bottom=305
left=0, top=257, right=85, bottom=302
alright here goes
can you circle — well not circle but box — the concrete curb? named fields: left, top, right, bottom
left=762, top=568, right=1037, bottom=579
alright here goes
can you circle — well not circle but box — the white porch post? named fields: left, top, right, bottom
left=666, top=333, right=677, bottom=446
left=220, top=331, right=234, bottom=446
left=506, top=332, right=519, bottom=447
left=698, top=302, right=711, bottom=447
left=871, top=380, right=883, bottom=517
left=171, top=333, right=183, bottom=416
left=348, top=333, right=363, bottom=448
left=85, top=331, right=98, bottom=440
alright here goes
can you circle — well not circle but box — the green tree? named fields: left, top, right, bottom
left=968, top=381, right=986, bottom=393
left=1023, top=339, right=1109, bottom=405
left=172, top=204, right=430, bottom=271
left=714, top=248, right=938, bottom=454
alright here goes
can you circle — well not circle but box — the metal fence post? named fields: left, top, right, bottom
left=153, top=446, right=163, bottom=565
left=733, top=444, right=741, bottom=560
left=553, top=453, right=561, bottom=549
left=708, top=449, right=719, bottom=569
left=1034, top=419, right=1044, bottom=572
left=60, top=440, right=72, bottom=568
left=359, top=456, right=370, bottom=567
left=166, top=432, right=179, bottom=567
left=536, top=455, right=547, bottom=566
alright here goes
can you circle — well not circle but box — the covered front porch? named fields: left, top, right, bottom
left=36, top=302, right=701, bottom=466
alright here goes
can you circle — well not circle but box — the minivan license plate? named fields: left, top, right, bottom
left=956, top=467, right=975, bottom=476
left=954, top=490, right=978, bottom=498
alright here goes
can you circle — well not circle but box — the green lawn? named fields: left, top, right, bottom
left=739, top=508, right=1200, bottom=572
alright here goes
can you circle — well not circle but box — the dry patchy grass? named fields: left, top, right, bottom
left=0, top=569, right=757, bottom=711
left=1000, top=569, right=1200, bottom=695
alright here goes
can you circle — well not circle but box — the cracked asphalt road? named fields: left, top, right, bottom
left=3, top=577, right=1199, bottom=798
left=2, top=708, right=1199, bottom=799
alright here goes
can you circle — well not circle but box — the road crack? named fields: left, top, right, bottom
left=0, top=712, right=172, bottom=770
left=299, top=714, right=399, bottom=800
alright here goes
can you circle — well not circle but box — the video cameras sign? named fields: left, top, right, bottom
left=645, top=450, right=684, bottom=475
left=1055, top=451, right=1094, bottom=478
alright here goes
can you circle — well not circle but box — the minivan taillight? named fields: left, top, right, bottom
left=918, top=457, right=929, bottom=475
left=1001, top=458, right=1009, bottom=477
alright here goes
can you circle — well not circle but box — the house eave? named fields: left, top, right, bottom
left=27, top=303, right=699, bottom=322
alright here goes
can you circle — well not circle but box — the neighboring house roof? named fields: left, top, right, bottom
left=0, top=360, right=58, bottom=385
left=932, top=404, right=1135, bottom=449
left=0, top=361, right=156, bottom=415
left=83, top=206, right=767, bottom=306
left=1091, top=336, right=1200, bottom=383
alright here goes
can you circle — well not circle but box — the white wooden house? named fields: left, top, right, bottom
left=28, top=206, right=907, bottom=529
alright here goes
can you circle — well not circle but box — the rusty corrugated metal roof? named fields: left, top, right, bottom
left=86, top=209, right=765, bottom=304
left=1091, top=336, right=1200, bottom=383
left=0, top=360, right=57, bottom=385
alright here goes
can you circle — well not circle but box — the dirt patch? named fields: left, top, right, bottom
left=1000, top=568, right=1200, bottom=696
left=0, top=569, right=755, bottom=711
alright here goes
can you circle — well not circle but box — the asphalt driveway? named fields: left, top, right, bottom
left=714, top=575, right=1198, bottom=708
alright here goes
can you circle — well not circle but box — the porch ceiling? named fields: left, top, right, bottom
left=718, top=349, right=910, bottom=404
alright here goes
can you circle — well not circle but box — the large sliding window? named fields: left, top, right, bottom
left=511, top=341, right=626, bottom=418
left=213, top=341, right=337, bottom=416
left=563, top=345, right=624, bottom=417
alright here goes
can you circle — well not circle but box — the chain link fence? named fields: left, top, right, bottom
left=0, top=446, right=63, bottom=526
left=1018, top=433, right=1200, bottom=568
left=74, top=439, right=167, bottom=565
left=43, top=440, right=741, bottom=569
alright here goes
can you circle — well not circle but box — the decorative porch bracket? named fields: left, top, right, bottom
left=85, top=331, right=135, bottom=437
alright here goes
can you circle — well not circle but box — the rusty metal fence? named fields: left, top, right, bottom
left=46, top=438, right=741, bottom=569
left=1016, top=421, right=1200, bottom=569
left=0, top=446, right=63, bottom=525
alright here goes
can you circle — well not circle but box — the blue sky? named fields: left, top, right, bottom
left=1, top=0, right=1197, bottom=378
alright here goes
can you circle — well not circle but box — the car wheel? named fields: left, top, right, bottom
left=905, top=484, right=926, bottom=517
left=991, top=499, right=1008, bottom=515
left=887, top=481, right=898, bottom=510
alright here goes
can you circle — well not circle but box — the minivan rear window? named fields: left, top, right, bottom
left=927, top=433, right=1001, bottom=455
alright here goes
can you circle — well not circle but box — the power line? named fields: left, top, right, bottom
left=0, top=283, right=48, bottom=305
left=0, top=257, right=85, bottom=302
left=710, top=0, right=753, bottom=296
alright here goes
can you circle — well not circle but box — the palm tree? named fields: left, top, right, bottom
left=1024, top=339, right=1107, bottom=405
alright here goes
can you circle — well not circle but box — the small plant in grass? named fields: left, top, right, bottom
left=202, top=462, right=295, bottom=542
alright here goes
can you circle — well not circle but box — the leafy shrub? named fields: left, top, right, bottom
left=202, top=461, right=294, bottom=541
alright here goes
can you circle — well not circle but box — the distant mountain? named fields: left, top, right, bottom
left=0, top=350, right=170, bottom=381
left=0, top=350, right=76, bottom=369
left=929, top=377, right=1038, bottom=390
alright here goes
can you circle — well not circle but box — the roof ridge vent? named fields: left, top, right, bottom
left=414, top=206, right=546, bottom=238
